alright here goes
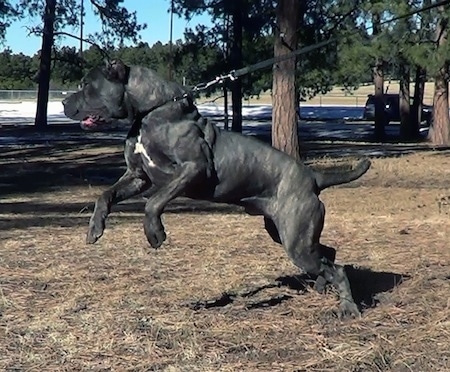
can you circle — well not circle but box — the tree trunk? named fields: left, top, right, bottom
left=372, top=12, right=385, bottom=141
left=230, top=3, right=242, bottom=133
left=411, top=66, right=426, bottom=132
left=428, top=7, right=450, bottom=146
left=35, top=0, right=56, bottom=129
left=373, top=58, right=386, bottom=141
left=429, top=66, right=450, bottom=145
left=223, top=85, right=229, bottom=131
left=272, top=0, right=300, bottom=160
left=399, top=62, right=414, bottom=140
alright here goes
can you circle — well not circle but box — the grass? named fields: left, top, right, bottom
left=1, top=137, right=450, bottom=371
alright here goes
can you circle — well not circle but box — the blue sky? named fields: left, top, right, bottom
left=4, top=0, right=211, bottom=56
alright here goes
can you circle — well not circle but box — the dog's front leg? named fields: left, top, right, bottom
left=87, top=170, right=151, bottom=244
left=143, top=162, right=206, bottom=248
left=319, top=258, right=360, bottom=318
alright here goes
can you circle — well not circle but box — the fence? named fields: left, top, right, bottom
left=0, top=90, right=76, bottom=102
left=200, top=92, right=371, bottom=107
left=0, top=89, right=373, bottom=107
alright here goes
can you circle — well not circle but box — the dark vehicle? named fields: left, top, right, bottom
left=363, top=93, right=432, bottom=125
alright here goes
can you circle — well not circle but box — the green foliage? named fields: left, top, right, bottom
left=15, top=0, right=147, bottom=48
left=0, top=49, right=35, bottom=89
left=51, top=46, right=83, bottom=87
left=89, top=0, right=147, bottom=47
left=0, top=0, right=20, bottom=39
left=1, top=0, right=448, bottom=97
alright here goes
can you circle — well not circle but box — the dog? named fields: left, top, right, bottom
left=63, top=60, right=371, bottom=317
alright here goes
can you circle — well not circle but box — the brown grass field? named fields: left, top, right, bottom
left=1, top=129, right=450, bottom=371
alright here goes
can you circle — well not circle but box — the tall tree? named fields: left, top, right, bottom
left=391, top=1, right=415, bottom=140
left=399, top=61, right=413, bottom=139
left=271, top=0, right=300, bottom=159
left=428, top=4, right=450, bottom=146
left=19, top=0, right=146, bottom=129
left=371, top=9, right=387, bottom=141
left=229, top=1, right=243, bottom=132
left=410, top=0, right=432, bottom=133
left=35, top=0, right=56, bottom=130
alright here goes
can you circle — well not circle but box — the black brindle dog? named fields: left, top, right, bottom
left=63, top=60, right=371, bottom=317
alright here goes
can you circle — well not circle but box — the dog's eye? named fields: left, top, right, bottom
left=78, top=82, right=88, bottom=90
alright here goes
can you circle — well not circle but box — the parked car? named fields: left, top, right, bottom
left=363, top=93, right=432, bottom=125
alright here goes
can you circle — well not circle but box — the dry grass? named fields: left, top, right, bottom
left=1, top=143, right=450, bottom=371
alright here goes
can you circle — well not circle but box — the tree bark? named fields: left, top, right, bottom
left=411, top=66, right=426, bottom=132
left=399, top=62, right=414, bottom=140
left=272, top=0, right=300, bottom=160
left=429, top=66, right=450, bottom=145
left=35, top=0, right=56, bottom=129
left=373, top=59, right=386, bottom=141
left=372, top=12, right=385, bottom=141
left=428, top=7, right=450, bottom=146
left=230, top=3, right=242, bottom=133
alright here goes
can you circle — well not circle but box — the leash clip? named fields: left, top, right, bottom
left=227, top=70, right=237, bottom=81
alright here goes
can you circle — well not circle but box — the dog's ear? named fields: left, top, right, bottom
left=103, top=59, right=129, bottom=83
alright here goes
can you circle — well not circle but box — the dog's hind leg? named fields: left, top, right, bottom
left=264, top=217, right=282, bottom=244
left=276, top=199, right=359, bottom=318
left=87, top=169, right=151, bottom=244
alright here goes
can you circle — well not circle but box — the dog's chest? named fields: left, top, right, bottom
left=132, top=134, right=176, bottom=183
left=134, top=134, right=157, bottom=168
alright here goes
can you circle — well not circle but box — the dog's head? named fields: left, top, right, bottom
left=63, top=60, right=131, bottom=130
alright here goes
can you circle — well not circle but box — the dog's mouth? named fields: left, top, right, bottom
left=80, top=115, right=108, bottom=130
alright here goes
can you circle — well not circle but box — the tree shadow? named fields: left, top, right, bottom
left=187, top=265, right=408, bottom=313
left=1, top=122, right=449, bottom=197
left=0, top=197, right=245, bottom=231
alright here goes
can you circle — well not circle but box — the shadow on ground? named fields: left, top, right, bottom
left=186, top=266, right=407, bottom=313
left=1, top=124, right=449, bottom=197
left=0, top=198, right=244, bottom=231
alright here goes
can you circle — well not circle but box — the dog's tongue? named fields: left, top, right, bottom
left=82, top=116, right=95, bottom=126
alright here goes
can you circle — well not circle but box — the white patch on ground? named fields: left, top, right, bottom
left=134, top=134, right=156, bottom=167
left=0, top=101, right=432, bottom=158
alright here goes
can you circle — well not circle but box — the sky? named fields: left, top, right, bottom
left=4, top=0, right=211, bottom=56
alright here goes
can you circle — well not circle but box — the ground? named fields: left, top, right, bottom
left=1, top=127, right=450, bottom=371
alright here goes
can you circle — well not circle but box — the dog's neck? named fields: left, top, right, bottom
left=123, top=66, right=201, bottom=139
left=124, top=66, right=187, bottom=116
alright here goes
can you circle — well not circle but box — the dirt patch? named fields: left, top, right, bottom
left=1, top=137, right=450, bottom=371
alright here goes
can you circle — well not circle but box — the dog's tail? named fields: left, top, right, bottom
left=314, top=158, right=371, bottom=191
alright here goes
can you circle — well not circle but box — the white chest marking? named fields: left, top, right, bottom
left=134, top=135, right=156, bottom=168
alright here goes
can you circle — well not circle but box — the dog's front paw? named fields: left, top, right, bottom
left=338, top=299, right=361, bottom=319
left=313, top=275, right=327, bottom=294
left=144, top=216, right=166, bottom=248
left=86, top=218, right=105, bottom=244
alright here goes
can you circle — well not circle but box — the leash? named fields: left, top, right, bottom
left=182, top=39, right=333, bottom=99
left=169, top=38, right=333, bottom=105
